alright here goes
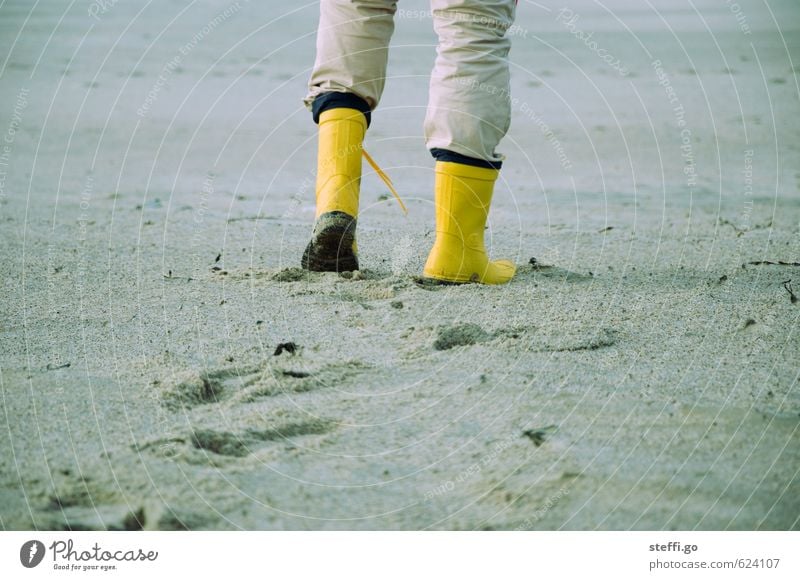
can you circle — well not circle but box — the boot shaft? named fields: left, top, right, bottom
left=315, top=107, right=367, bottom=218
left=432, top=161, right=499, bottom=250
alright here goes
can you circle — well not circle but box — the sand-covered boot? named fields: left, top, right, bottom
left=301, top=107, right=366, bottom=272
left=422, top=161, right=516, bottom=285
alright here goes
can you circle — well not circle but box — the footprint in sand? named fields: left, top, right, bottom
left=433, top=323, right=491, bottom=351
left=136, top=417, right=336, bottom=462
left=190, top=418, right=335, bottom=457
left=539, top=327, right=618, bottom=352
left=156, top=365, right=262, bottom=410
left=429, top=323, right=618, bottom=353
left=217, top=266, right=406, bottom=303
left=156, top=360, right=368, bottom=409
left=499, top=325, right=618, bottom=353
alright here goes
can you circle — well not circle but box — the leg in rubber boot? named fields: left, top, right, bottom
left=423, top=161, right=516, bottom=285
left=301, top=106, right=366, bottom=272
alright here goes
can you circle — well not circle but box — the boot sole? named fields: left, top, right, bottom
left=301, top=211, right=358, bottom=272
left=420, top=273, right=475, bottom=285
left=422, top=265, right=516, bottom=285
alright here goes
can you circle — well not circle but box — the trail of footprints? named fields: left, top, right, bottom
left=140, top=360, right=365, bottom=461
left=39, top=267, right=611, bottom=528
left=144, top=265, right=406, bottom=464
left=144, top=263, right=615, bottom=462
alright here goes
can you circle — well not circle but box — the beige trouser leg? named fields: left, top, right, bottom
left=305, top=0, right=515, bottom=164
left=424, top=0, right=516, bottom=163
left=304, top=0, right=398, bottom=110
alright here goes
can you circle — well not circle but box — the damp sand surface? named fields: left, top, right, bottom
left=1, top=0, right=799, bottom=529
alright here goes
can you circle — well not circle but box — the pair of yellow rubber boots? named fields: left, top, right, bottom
left=301, top=107, right=515, bottom=285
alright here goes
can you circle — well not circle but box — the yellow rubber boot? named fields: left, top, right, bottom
left=422, top=161, right=516, bottom=285
left=301, top=107, right=366, bottom=272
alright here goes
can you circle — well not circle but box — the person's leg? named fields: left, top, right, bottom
left=302, top=0, right=397, bottom=272
left=423, top=0, right=517, bottom=284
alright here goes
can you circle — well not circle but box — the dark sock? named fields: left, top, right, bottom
left=311, top=92, right=372, bottom=127
left=430, top=148, right=502, bottom=170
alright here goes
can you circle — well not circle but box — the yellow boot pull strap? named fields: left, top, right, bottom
left=362, top=149, right=408, bottom=215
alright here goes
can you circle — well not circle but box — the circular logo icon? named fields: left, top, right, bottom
left=20, top=540, right=46, bottom=568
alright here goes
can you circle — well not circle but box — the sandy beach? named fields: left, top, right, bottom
left=1, top=0, right=798, bottom=530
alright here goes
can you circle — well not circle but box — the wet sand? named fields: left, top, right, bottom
left=0, top=0, right=798, bottom=530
